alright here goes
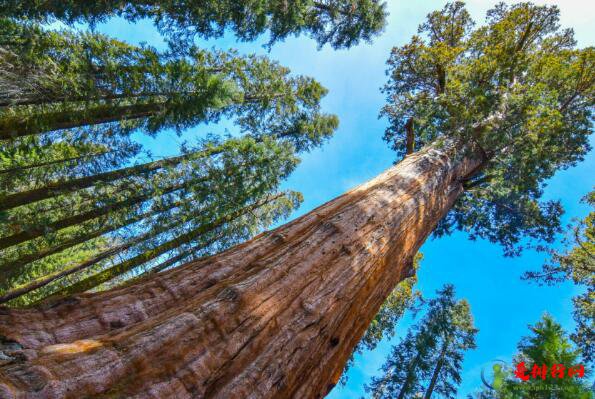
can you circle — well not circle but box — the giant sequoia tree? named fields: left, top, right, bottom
left=0, top=2, right=593, bottom=398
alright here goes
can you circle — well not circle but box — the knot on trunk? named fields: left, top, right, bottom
left=0, top=335, right=26, bottom=366
left=218, top=286, right=241, bottom=303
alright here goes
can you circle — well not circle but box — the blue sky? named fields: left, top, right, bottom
left=84, top=1, right=595, bottom=397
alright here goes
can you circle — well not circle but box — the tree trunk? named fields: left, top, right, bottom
left=0, top=132, right=287, bottom=211
left=0, top=151, right=196, bottom=212
left=405, top=118, right=415, bottom=155
left=0, top=199, right=183, bottom=275
left=0, top=143, right=482, bottom=398
left=424, top=340, right=449, bottom=399
left=0, top=102, right=161, bottom=140
left=0, top=150, right=112, bottom=175
left=397, top=349, right=423, bottom=399
left=0, top=183, right=185, bottom=250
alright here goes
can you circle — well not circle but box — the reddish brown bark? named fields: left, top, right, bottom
left=0, top=143, right=482, bottom=398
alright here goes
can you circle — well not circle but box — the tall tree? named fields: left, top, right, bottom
left=423, top=289, right=477, bottom=399
left=0, top=0, right=387, bottom=49
left=0, top=19, right=337, bottom=142
left=0, top=129, right=141, bottom=193
left=524, top=190, right=595, bottom=363
left=366, top=285, right=477, bottom=399
left=382, top=1, right=593, bottom=256
left=0, top=3, right=592, bottom=397
left=475, top=315, right=593, bottom=399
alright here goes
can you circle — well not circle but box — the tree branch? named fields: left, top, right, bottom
left=405, top=118, right=415, bottom=155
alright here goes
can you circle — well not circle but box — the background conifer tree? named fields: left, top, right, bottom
left=1, top=0, right=388, bottom=49
left=0, top=21, right=338, bottom=304
left=524, top=190, right=594, bottom=364
left=367, top=284, right=477, bottom=399
left=474, top=315, right=593, bottom=399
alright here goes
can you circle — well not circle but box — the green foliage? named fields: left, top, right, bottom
left=0, top=21, right=338, bottom=304
left=524, top=190, right=595, bottom=363
left=474, top=315, right=593, bottom=399
left=382, top=2, right=594, bottom=256
left=0, top=128, right=142, bottom=193
left=0, top=136, right=303, bottom=303
left=1, top=0, right=387, bottom=49
left=366, top=284, right=477, bottom=399
left=5, top=236, right=115, bottom=307
left=0, top=19, right=338, bottom=146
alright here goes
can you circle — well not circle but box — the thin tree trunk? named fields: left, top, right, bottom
left=0, top=142, right=483, bottom=398
left=0, top=102, right=162, bottom=140
left=0, top=92, right=165, bottom=108
left=397, top=353, right=420, bottom=399
left=0, top=193, right=258, bottom=304
left=149, top=252, right=192, bottom=274
left=405, top=118, right=415, bottom=155
left=0, top=150, right=112, bottom=175
left=2, top=194, right=284, bottom=303
left=0, top=200, right=196, bottom=302
left=0, top=183, right=185, bottom=250
left=424, top=339, right=449, bottom=399
left=0, top=150, right=200, bottom=211
left=0, top=199, right=183, bottom=276
left=0, top=131, right=283, bottom=211
left=57, top=193, right=285, bottom=297
left=0, top=91, right=287, bottom=141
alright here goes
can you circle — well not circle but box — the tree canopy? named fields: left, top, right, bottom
left=1, top=0, right=388, bottom=49
left=382, top=2, right=594, bottom=255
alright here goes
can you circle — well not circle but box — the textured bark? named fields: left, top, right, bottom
left=0, top=143, right=482, bottom=398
